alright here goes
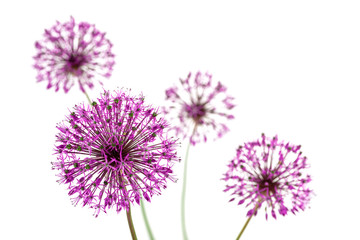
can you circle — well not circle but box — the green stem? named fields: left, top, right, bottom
left=126, top=205, right=138, bottom=240
left=181, top=138, right=192, bottom=240
left=236, top=214, right=253, bottom=240
left=236, top=203, right=260, bottom=240
left=83, top=90, right=92, bottom=104
left=140, top=198, right=155, bottom=240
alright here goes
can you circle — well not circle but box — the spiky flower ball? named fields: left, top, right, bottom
left=52, top=89, right=180, bottom=217
left=223, top=134, right=312, bottom=220
left=33, top=16, right=115, bottom=93
left=163, top=71, right=235, bottom=145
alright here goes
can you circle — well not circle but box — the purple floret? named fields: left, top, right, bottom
left=163, top=71, right=235, bottom=145
left=52, top=89, right=180, bottom=217
left=33, top=16, right=115, bottom=93
left=223, top=134, right=312, bottom=220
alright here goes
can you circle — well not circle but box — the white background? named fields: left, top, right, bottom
left=0, top=0, right=359, bottom=239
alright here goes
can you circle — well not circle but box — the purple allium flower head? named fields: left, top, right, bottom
left=223, top=134, right=312, bottom=220
left=33, top=16, right=115, bottom=93
left=52, top=89, right=180, bottom=217
left=163, top=71, right=235, bottom=145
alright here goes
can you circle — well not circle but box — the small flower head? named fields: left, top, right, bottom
left=223, top=134, right=312, bottom=220
left=33, top=16, right=115, bottom=93
left=52, top=89, right=180, bottom=217
left=163, top=71, right=235, bottom=145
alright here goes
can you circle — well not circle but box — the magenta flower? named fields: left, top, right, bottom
left=163, top=71, right=235, bottom=145
left=52, top=89, right=180, bottom=217
left=223, top=134, right=312, bottom=220
left=33, top=16, right=115, bottom=93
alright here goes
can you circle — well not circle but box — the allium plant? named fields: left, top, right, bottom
left=164, top=71, right=234, bottom=240
left=34, top=16, right=115, bottom=93
left=223, top=133, right=312, bottom=239
left=52, top=89, right=180, bottom=239
left=164, top=71, right=235, bottom=145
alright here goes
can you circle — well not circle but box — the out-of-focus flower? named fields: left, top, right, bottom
left=52, top=89, right=180, bottom=217
left=223, top=134, right=312, bottom=220
left=33, top=16, right=115, bottom=93
left=163, top=71, right=235, bottom=145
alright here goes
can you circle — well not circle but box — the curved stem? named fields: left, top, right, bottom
left=140, top=199, right=155, bottom=240
left=126, top=205, right=138, bottom=240
left=181, top=140, right=191, bottom=240
left=236, top=203, right=260, bottom=240
left=83, top=90, right=92, bottom=104
left=181, top=123, right=197, bottom=240
left=181, top=125, right=197, bottom=240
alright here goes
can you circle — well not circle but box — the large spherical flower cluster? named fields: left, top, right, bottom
left=223, top=134, right=312, bottom=220
left=52, top=89, right=180, bottom=217
left=163, top=71, right=235, bottom=145
left=33, top=16, right=115, bottom=93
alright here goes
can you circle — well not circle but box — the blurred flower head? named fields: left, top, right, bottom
left=33, top=16, right=115, bottom=93
left=223, top=134, right=312, bottom=220
left=163, top=71, right=235, bottom=145
left=52, top=89, right=180, bottom=217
